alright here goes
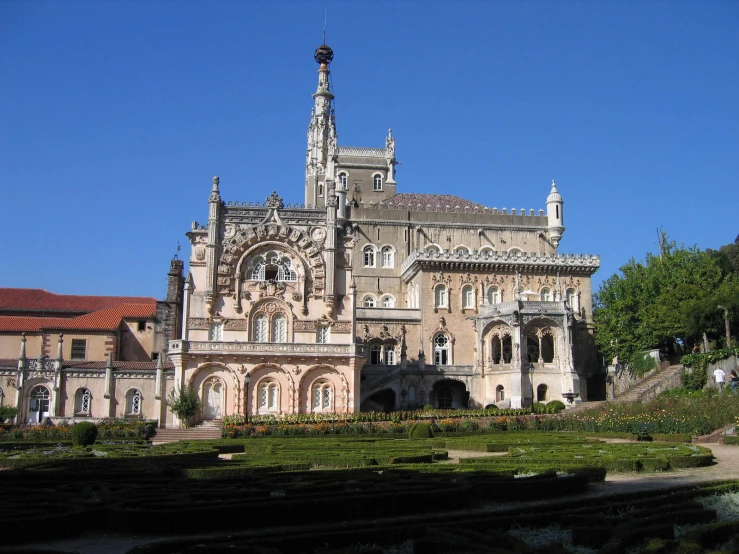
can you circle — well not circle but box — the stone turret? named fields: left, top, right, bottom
left=546, top=179, right=565, bottom=249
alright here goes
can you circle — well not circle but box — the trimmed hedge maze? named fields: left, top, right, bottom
left=0, top=432, right=720, bottom=551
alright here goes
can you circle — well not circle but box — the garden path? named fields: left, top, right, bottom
left=6, top=441, right=739, bottom=554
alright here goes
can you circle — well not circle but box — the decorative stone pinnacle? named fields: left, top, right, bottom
left=212, top=176, right=220, bottom=191
left=265, top=191, right=284, bottom=209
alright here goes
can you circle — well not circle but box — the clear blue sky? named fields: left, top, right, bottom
left=1, top=1, right=737, bottom=298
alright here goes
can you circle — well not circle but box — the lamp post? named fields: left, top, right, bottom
left=244, top=372, right=251, bottom=424
left=718, top=305, right=732, bottom=349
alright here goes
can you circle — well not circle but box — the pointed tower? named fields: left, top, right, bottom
left=305, top=43, right=338, bottom=208
left=546, top=179, right=565, bottom=249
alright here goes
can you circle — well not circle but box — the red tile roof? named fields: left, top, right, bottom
left=376, top=193, right=489, bottom=210
left=0, top=303, right=157, bottom=332
left=0, top=288, right=156, bottom=314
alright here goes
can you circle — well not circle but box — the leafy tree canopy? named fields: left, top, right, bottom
left=594, top=236, right=737, bottom=366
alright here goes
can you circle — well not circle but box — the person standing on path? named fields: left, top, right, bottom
left=730, top=370, right=739, bottom=393
left=714, top=367, right=726, bottom=390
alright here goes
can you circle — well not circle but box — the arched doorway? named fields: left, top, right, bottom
left=362, top=388, right=396, bottom=413
left=203, top=377, right=224, bottom=420
left=28, top=385, right=50, bottom=424
left=430, top=379, right=468, bottom=410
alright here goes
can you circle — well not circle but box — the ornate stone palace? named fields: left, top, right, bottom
left=168, top=43, right=601, bottom=426
left=0, top=43, right=600, bottom=427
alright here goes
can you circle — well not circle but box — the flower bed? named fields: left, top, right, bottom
left=0, top=417, right=157, bottom=441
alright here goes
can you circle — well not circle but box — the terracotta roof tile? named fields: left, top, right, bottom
left=0, top=288, right=156, bottom=314
left=376, top=193, right=489, bottom=210
left=0, top=303, right=157, bottom=332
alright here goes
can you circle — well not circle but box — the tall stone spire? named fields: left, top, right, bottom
left=305, top=44, right=338, bottom=208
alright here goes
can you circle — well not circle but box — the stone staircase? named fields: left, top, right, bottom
left=359, top=366, right=404, bottom=403
left=152, top=420, right=223, bottom=443
left=615, top=364, right=684, bottom=403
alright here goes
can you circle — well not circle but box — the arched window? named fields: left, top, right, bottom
left=425, top=245, right=441, bottom=255
left=277, top=257, right=297, bottom=281
left=363, top=245, right=376, bottom=268
left=318, top=183, right=324, bottom=197
left=479, top=247, right=494, bottom=257
left=540, top=288, right=552, bottom=301
left=502, top=336, right=513, bottom=363
left=454, top=246, right=469, bottom=256
left=74, top=388, right=91, bottom=415
left=258, top=380, right=279, bottom=412
left=408, top=385, right=416, bottom=402
left=462, top=285, right=475, bottom=309
left=363, top=295, right=376, bottom=308
left=491, top=336, right=502, bottom=364
left=508, top=248, right=522, bottom=256
left=125, top=389, right=142, bottom=416
left=370, top=344, right=382, bottom=365
left=316, top=326, right=329, bottom=344
left=496, top=385, right=505, bottom=402
left=566, top=288, right=579, bottom=311
left=382, top=296, right=395, bottom=308
left=381, top=246, right=394, bottom=268
left=272, top=314, right=287, bottom=343
left=254, top=314, right=268, bottom=343
left=537, top=384, right=548, bottom=402
left=434, top=285, right=448, bottom=309
left=338, top=173, right=348, bottom=188
left=434, top=333, right=450, bottom=365
left=250, top=252, right=297, bottom=282
left=251, top=257, right=266, bottom=280
left=373, top=174, right=383, bottom=191
left=487, top=287, right=500, bottom=304
left=312, top=380, right=332, bottom=411
left=385, top=346, right=396, bottom=366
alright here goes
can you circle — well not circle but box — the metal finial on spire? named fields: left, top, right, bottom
left=173, top=240, right=181, bottom=261
left=323, top=10, right=327, bottom=44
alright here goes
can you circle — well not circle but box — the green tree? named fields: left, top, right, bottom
left=167, top=386, right=201, bottom=428
left=594, top=239, right=723, bottom=366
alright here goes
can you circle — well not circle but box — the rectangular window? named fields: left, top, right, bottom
left=137, top=320, right=147, bottom=332
left=71, top=339, right=87, bottom=360
left=209, top=322, right=223, bottom=341
left=317, top=326, right=329, bottom=344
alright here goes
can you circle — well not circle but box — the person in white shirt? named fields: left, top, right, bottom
left=714, top=367, right=726, bottom=390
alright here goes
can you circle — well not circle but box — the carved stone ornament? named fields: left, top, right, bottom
left=188, top=318, right=210, bottom=330
left=311, top=227, right=327, bottom=243
left=224, top=224, right=236, bottom=239
left=224, top=319, right=249, bottom=330
left=265, top=191, right=284, bottom=209
left=294, top=320, right=317, bottom=331
left=6, top=378, right=16, bottom=388
left=292, top=366, right=302, bottom=375
left=292, top=292, right=303, bottom=302
left=195, top=248, right=206, bottom=261
left=332, top=321, right=352, bottom=333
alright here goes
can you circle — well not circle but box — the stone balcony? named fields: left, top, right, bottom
left=168, top=340, right=367, bottom=358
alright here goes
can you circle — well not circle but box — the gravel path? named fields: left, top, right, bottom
left=6, top=441, right=739, bottom=554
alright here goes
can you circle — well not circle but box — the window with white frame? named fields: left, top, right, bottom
left=363, top=295, right=376, bottom=308
left=385, top=346, right=396, bottom=365
left=338, top=173, right=348, bottom=188
left=487, top=287, right=500, bottom=304
left=312, top=380, right=332, bottom=411
left=272, top=314, right=286, bottom=343
left=434, top=333, right=450, bottom=365
left=381, top=246, right=394, bottom=268
left=209, top=322, right=223, bottom=341
left=566, top=288, right=579, bottom=311
left=254, top=314, right=268, bottom=343
left=249, top=252, right=297, bottom=282
left=259, top=380, right=279, bottom=412
left=74, top=388, right=91, bottom=415
left=434, top=285, right=448, bottom=308
left=382, top=296, right=395, bottom=308
left=363, top=245, right=376, bottom=267
left=373, top=174, right=383, bottom=191
left=540, top=288, right=552, bottom=301
left=316, top=326, right=329, bottom=344
left=370, top=344, right=382, bottom=364
left=496, top=385, right=505, bottom=402
left=125, top=389, right=142, bottom=416
left=462, top=285, right=475, bottom=309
